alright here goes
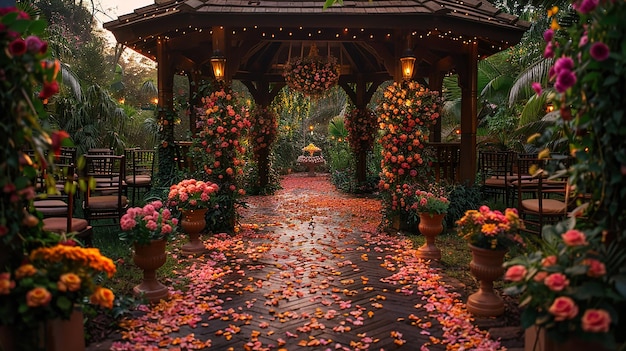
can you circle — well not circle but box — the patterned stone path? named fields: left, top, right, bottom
left=90, top=174, right=507, bottom=351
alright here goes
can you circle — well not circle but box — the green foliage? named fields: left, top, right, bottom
left=444, top=183, right=482, bottom=227
left=243, top=155, right=282, bottom=196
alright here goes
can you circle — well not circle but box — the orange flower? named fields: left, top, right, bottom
left=26, top=287, right=52, bottom=307
left=90, top=286, right=115, bottom=309
left=58, top=273, right=82, bottom=292
left=14, top=264, right=37, bottom=279
left=0, top=273, right=15, bottom=294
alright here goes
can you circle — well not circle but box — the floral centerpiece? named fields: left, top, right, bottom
left=0, top=241, right=116, bottom=347
left=302, top=143, right=321, bottom=156
left=119, top=200, right=179, bottom=246
left=412, top=189, right=450, bottom=216
left=283, top=44, right=340, bottom=97
left=504, top=219, right=623, bottom=348
left=167, top=179, right=219, bottom=211
left=456, top=205, right=524, bottom=250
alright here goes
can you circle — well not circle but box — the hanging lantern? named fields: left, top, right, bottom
left=400, top=48, right=416, bottom=80
left=210, top=49, right=226, bottom=81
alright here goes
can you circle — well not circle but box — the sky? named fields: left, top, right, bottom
left=96, top=0, right=153, bottom=24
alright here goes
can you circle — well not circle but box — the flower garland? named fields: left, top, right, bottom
left=192, top=86, right=251, bottom=230
left=249, top=106, right=278, bottom=156
left=283, top=46, right=340, bottom=97
left=345, top=107, right=377, bottom=155
left=377, top=81, right=442, bottom=220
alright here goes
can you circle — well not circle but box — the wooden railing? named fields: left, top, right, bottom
left=426, top=142, right=461, bottom=184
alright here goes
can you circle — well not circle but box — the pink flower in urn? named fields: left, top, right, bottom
left=548, top=296, right=579, bottom=321
left=581, top=309, right=611, bottom=333
left=544, top=272, right=569, bottom=291
left=504, top=265, right=527, bottom=282
left=583, top=258, right=606, bottom=277
left=561, top=229, right=588, bottom=246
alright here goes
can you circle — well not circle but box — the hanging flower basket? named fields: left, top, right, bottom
left=283, top=45, right=340, bottom=97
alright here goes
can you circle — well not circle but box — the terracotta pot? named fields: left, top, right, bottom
left=133, top=239, right=168, bottom=303
left=466, top=244, right=506, bottom=317
left=181, top=208, right=208, bottom=255
left=416, top=212, right=445, bottom=260
left=45, top=308, right=86, bottom=351
left=524, top=325, right=612, bottom=351
left=1, top=308, right=85, bottom=351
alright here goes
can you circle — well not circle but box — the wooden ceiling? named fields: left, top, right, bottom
left=104, top=0, right=530, bottom=83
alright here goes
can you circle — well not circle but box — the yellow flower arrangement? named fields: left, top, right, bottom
left=0, top=242, right=117, bottom=335
left=302, top=143, right=322, bottom=156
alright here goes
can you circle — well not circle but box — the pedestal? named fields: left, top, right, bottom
left=181, top=208, right=208, bottom=255
left=466, top=244, right=506, bottom=316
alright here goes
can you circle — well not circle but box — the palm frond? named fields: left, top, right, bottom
left=509, top=58, right=553, bottom=106
left=519, top=93, right=549, bottom=126
left=60, top=62, right=82, bottom=100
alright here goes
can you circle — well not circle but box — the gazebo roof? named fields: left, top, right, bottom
left=104, top=0, right=530, bottom=82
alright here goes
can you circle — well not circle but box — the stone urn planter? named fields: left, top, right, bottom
left=133, top=239, right=168, bottom=303
left=466, top=244, right=506, bottom=316
left=416, top=212, right=445, bottom=260
left=181, top=208, right=208, bottom=255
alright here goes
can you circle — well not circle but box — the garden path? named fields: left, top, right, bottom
left=91, top=174, right=515, bottom=351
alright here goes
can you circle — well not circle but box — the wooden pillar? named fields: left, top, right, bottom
left=458, top=42, right=478, bottom=185
left=155, top=38, right=176, bottom=188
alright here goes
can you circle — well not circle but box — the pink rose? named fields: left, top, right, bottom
left=548, top=296, right=579, bottom=321
left=544, top=273, right=569, bottom=291
left=581, top=309, right=611, bottom=333
left=561, top=229, right=588, bottom=246
left=542, top=255, right=558, bottom=267
left=533, top=271, right=548, bottom=282
left=583, top=258, right=606, bottom=278
left=504, top=265, right=527, bottom=282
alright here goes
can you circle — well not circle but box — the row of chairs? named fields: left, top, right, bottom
left=480, top=151, right=572, bottom=235
left=32, top=148, right=155, bottom=245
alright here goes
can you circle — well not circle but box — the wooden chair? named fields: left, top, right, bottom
left=479, top=150, right=516, bottom=207
left=515, top=157, right=570, bottom=235
left=41, top=164, right=93, bottom=246
left=87, top=147, right=114, bottom=155
left=124, top=148, right=155, bottom=206
left=32, top=148, right=76, bottom=217
left=83, top=154, right=129, bottom=226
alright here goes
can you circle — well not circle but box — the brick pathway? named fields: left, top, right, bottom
left=89, top=174, right=513, bottom=351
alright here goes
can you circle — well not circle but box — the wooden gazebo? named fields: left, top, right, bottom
left=104, top=0, right=529, bottom=185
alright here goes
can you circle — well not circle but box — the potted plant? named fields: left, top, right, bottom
left=167, top=179, right=219, bottom=254
left=119, top=200, right=178, bottom=302
left=456, top=205, right=524, bottom=316
left=412, top=188, right=450, bottom=260
left=0, top=241, right=116, bottom=350
left=504, top=218, right=624, bottom=351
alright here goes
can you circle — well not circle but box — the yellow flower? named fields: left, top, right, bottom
left=547, top=6, right=559, bottom=17
left=538, top=148, right=551, bottom=159
left=550, top=18, right=561, bottom=30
